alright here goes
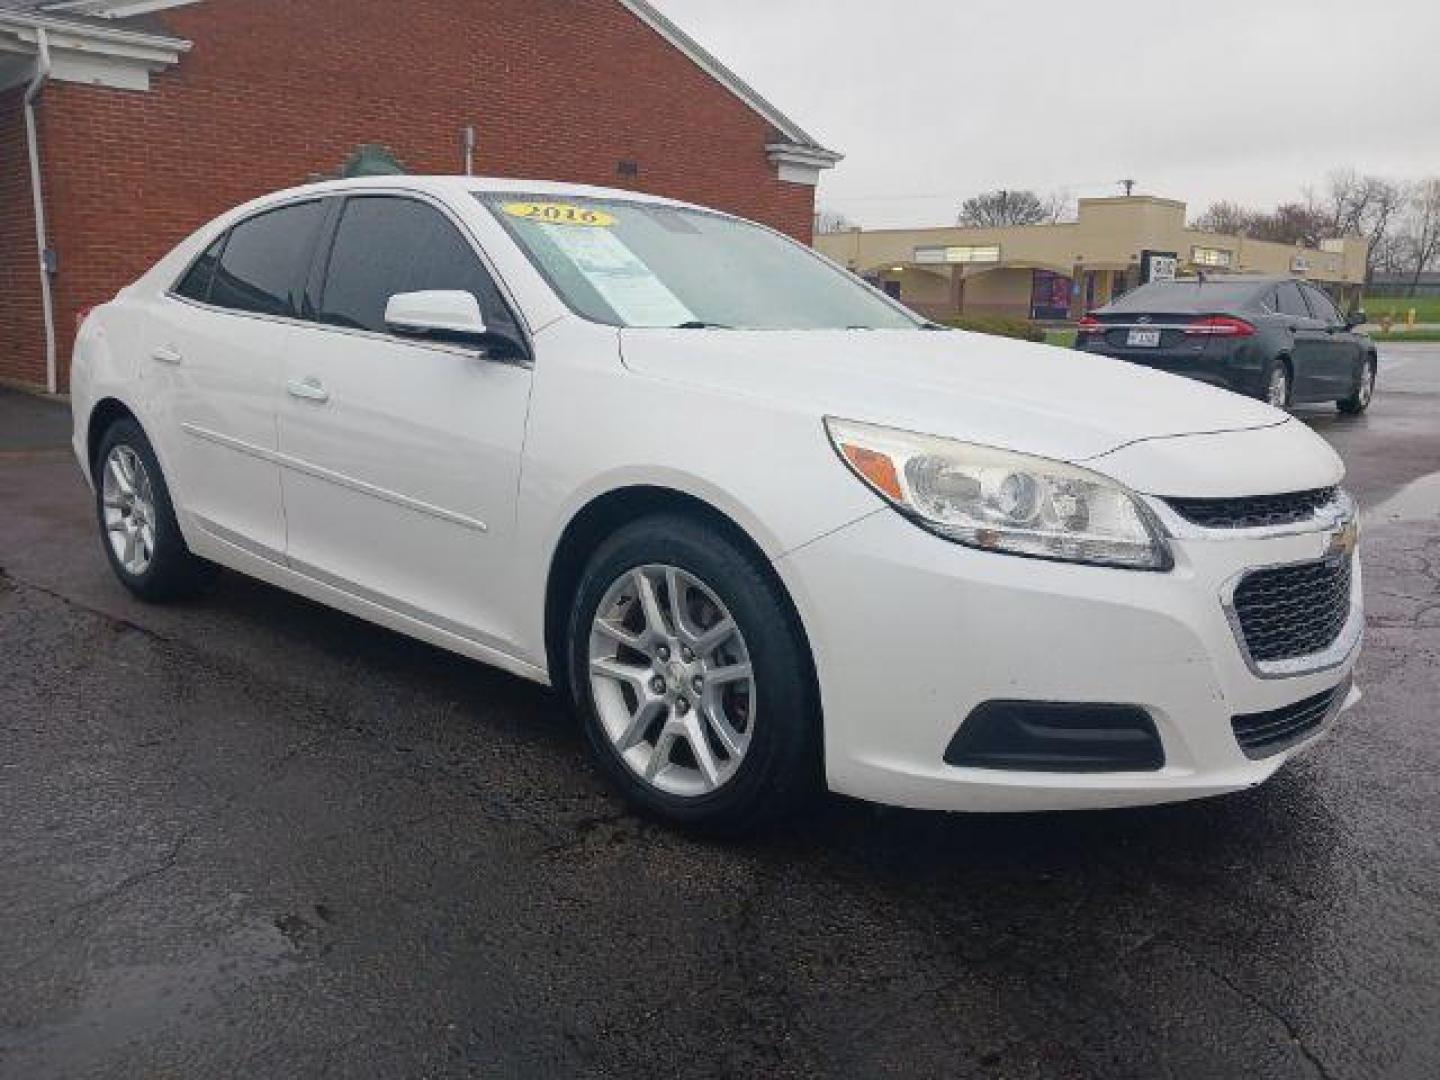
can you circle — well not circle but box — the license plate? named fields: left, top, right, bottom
left=1127, top=328, right=1162, bottom=347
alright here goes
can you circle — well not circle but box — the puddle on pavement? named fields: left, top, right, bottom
left=1367, top=471, right=1440, bottom=524
left=0, top=919, right=300, bottom=1077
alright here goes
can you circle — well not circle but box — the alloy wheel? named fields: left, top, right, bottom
left=1267, top=366, right=1290, bottom=408
left=101, top=445, right=158, bottom=576
left=588, top=564, right=756, bottom=797
left=1359, top=362, right=1376, bottom=407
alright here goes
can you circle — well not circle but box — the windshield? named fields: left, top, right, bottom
left=478, top=194, right=920, bottom=330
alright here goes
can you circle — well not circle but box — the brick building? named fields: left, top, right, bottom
left=0, top=0, right=839, bottom=392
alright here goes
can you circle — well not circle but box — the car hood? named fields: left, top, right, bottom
left=619, top=328, right=1285, bottom=464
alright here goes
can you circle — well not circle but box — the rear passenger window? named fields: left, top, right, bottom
left=174, top=235, right=226, bottom=302
left=316, top=196, right=518, bottom=338
left=1276, top=282, right=1310, bottom=320
left=209, top=201, right=327, bottom=318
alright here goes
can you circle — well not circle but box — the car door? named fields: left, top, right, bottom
left=153, top=199, right=327, bottom=562
left=1302, top=284, right=1361, bottom=398
left=1273, top=280, right=1329, bottom=402
left=276, top=193, right=534, bottom=651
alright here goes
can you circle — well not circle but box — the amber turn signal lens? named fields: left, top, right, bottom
left=840, top=443, right=904, bottom=502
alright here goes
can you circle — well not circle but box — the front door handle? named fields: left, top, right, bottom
left=286, top=377, right=330, bottom=404
left=151, top=345, right=183, bottom=365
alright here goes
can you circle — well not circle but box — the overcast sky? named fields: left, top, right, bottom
left=648, top=0, right=1440, bottom=228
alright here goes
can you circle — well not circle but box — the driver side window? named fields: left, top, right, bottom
left=315, top=195, right=519, bottom=339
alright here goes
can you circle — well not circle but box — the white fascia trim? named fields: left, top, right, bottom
left=766, top=142, right=844, bottom=187
left=0, top=13, right=190, bottom=60
left=39, top=0, right=199, bottom=18
left=616, top=0, right=840, bottom=158
left=0, top=12, right=189, bottom=92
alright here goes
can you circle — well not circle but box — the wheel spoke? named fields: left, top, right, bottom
left=107, top=457, right=134, bottom=496
left=593, top=616, right=646, bottom=653
left=615, top=697, right=665, bottom=752
left=698, top=698, right=745, bottom=759
left=632, top=569, right=669, bottom=639
left=120, top=526, right=137, bottom=567
left=590, top=655, right=649, bottom=694
left=645, top=726, right=678, bottom=779
left=683, top=715, right=722, bottom=788
left=693, top=617, right=736, bottom=655
left=707, top=661, right=752, bottom=686
left=665, top=568, right=694, bottom=639
left=120, top=449, right=139, bottom=487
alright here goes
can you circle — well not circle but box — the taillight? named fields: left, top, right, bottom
left=1077, top=315, right=1103, bottom=335
left=1184, top=316, right=1255, bottom=337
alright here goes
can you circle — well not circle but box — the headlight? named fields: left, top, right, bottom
left=825, top=418, right=1172, bottom=570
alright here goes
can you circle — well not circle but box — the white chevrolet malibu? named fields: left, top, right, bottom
left=70, top=177, right=1362, bottom=831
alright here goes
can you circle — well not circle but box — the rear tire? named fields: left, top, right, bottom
left=94, top=419, right=217, bottom=602
left=1337, top=356, right=1377, bottom=415
left=566, top=513, right=820, bottom=833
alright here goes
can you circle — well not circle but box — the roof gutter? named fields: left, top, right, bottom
left=23, top=26, right=57, bottom=395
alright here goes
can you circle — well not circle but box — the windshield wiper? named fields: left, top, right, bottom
left=673, top=320, right=731, bottom=329
left=919, top=321, right=949, bottom=330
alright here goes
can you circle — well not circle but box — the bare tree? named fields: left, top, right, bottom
left=958, top=189, right=1048, bottom=227
left=814, top=207, right=857, bottom=234
left=1403, top=178, right=1440, bottom=294
left=1042, top=189, right=1075, bottom=224
left=1192, top=201, right=1257, bottom=235
left=1309, top=169, right=1406, bottom=279
left=1247, top=203, right=1328, bottom=247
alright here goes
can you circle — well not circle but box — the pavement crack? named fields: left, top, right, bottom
left=5, top=829, right=195, bottom=981
left=1186, top=954, right=1337, bottom=1080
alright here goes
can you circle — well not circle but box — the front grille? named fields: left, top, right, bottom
left=1231, top=679, right=1350, bottom=759
left=1232, top=556, right=1353, bottom=663
left=1167, top=487, right=1339, bottom=529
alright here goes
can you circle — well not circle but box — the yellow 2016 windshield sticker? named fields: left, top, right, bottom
left=502, top=202, right=616, bottom=228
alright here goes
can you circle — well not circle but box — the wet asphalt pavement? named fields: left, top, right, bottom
left=2, top=347, right=1438, bottom=1079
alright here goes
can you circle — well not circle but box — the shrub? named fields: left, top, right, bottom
left=943, top=314, right=1047, bottom=342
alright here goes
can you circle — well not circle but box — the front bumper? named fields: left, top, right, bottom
left=777, top=505, right=1362, bottom=812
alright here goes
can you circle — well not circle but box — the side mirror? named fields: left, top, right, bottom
left=384, top=290, right=529, bottom=360
left=385, top=290, right=488, bottom=341
left=1346, top=309, right=1368, bottom=330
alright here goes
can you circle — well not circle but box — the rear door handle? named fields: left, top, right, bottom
left=151, top=345, right=183, bottom=365
left=286, top=377, right=330, bottom=404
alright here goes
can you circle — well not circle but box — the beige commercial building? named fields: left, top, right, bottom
left=816, top=196, right=1368, bottom=323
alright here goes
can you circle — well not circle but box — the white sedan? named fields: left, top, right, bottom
left=70, top=177, right=1363, bottom=831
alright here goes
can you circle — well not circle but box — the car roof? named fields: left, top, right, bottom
left=242, top=175, right=706, bottom=214
left=1153, top=275, right=1296, bottom=285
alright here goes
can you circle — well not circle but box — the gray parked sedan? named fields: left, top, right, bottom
left=1076, top=276, right=1377, bottom=413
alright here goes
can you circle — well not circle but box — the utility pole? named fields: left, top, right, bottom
left=1119, top=178, right=1136, bottom=197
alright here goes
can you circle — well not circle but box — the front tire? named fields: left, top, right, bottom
left=1337, top=356, right=1377, bottom=415
left=566, top=514, right=819, bottom=833
left=94, top=418, right=216, bottom=601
